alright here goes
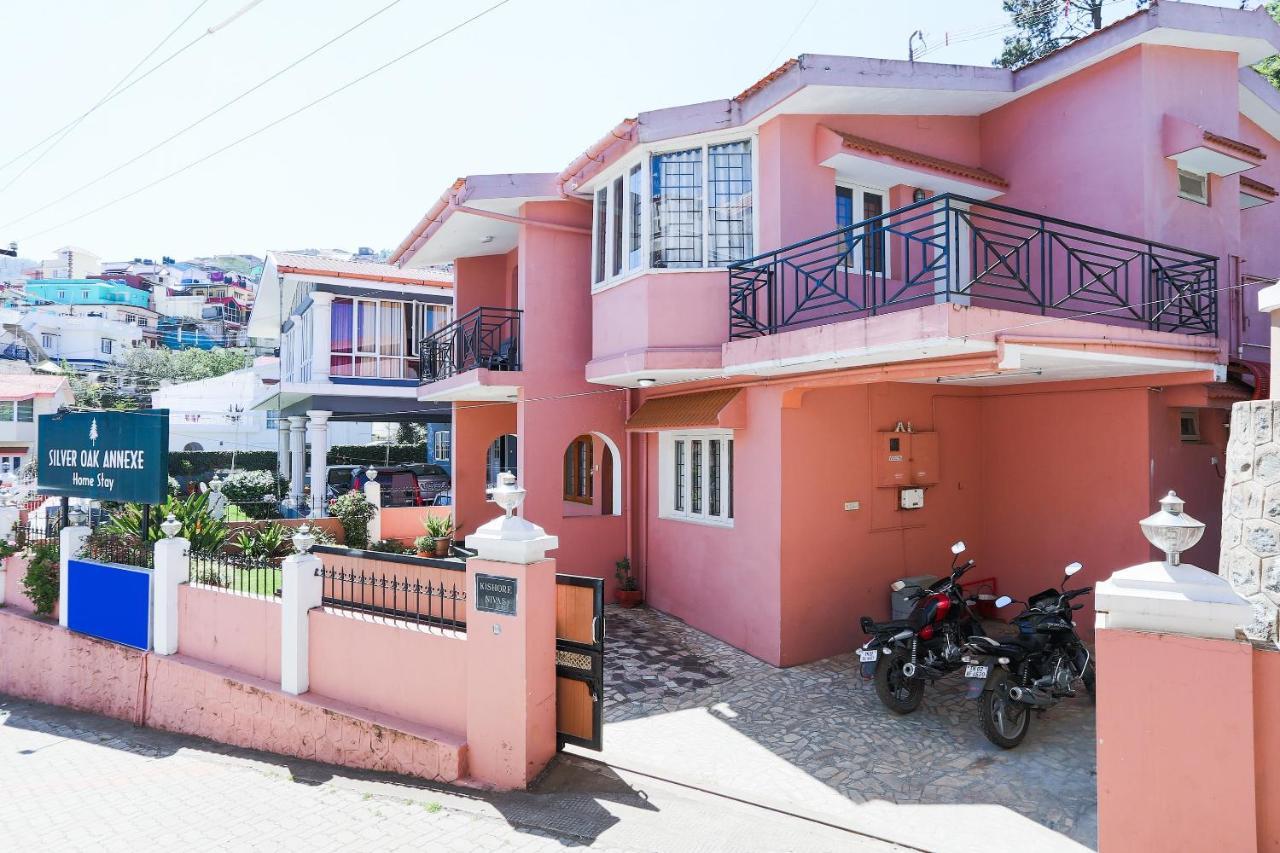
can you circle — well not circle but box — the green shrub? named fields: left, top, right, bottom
left=167, top=450, right=277, bottom=476
left=21, top=541, right=60, bottom=616
left=327, top=443, right=425, bottom=467
left=367, top=538, right=409, bottom=555
left=220, top=470, right=285, bottom=519
left=105, top=490, right=229, bottom=554
left=330, top=491, right=375, bottom=550
left=231, top=522, right=292, bottom=562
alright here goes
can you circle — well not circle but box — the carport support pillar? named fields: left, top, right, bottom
left=288, top=416, right=307, bottom=509
left=464, top=472, right=558, bottom=791
left=57, top=525, right=90, bottom=628
left=307, top=410, right=331, bottom=518
left=1093, top=492, right=1255, bottom=853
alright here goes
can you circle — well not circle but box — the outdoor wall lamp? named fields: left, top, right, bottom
left=637, top=378, right=656, bottom=387
left=913, top=188, right=928, bottom=203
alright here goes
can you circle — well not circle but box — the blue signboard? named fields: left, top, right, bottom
left=66, top=559, right=151, bottom=650
left=38, top=409, right=169, bottom=504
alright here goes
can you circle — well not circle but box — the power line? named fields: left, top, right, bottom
left=17, top=0, right=517, bottom=243
left=1, top=0, right=407, bottom=231
left=767, top=0, right=821, bottom=68
left=0, top=0, right=264, bottom=186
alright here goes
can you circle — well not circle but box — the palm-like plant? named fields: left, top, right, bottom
left=105, top=490, right=228, bottom=554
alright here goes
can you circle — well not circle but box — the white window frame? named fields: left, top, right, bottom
left=658, top=429, right=734, bottom=527
left=433, top=429, right=452, bottom=462
left=1177, top=169, right=1209, bottom=205
left=835, top=181, right=892, bottom=278
left=590, top=132, right=758, bottom=292
left=40, top=333, right=55, bottom=349
left=100, top=338, right=113, bottom=355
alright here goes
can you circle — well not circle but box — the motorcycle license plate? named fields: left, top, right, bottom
left=858, top=649, right=878, bottom=663
left=965, top=664, right=988, bottom=679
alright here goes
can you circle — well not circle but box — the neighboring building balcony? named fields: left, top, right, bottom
left=0, top=344, right=30, bottom=362
left=717, top=193, right=1225, bottom=386
left=417, top=306, right=523, bottom=402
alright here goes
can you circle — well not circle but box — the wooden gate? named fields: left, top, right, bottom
left=554, top=573, right=604, bottom=751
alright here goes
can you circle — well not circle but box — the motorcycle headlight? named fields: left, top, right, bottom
left=998, top=657, right=1010, bottom=665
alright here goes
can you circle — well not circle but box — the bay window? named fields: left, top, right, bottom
left=591, top=138, right=754, bottom=287
left=660, top=430, right=734, bottom=526
left=330, top=296, right=449, bottom=380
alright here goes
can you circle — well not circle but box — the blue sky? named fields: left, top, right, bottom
left=0, top=0, right=1243, bottom=261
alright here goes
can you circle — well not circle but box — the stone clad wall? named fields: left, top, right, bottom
left=1221, top=400, right=1280, bottom=644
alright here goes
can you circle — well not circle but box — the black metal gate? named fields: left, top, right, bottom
left=554, top=573, right=604, bottom=751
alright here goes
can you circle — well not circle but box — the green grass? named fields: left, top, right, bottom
left=223, top=504, right=253, bottom=522
left=189, top=556, right=282, bottom=597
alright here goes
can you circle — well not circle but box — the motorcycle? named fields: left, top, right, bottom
left=961, top=561, right=1096, bottom=749
left=858, top=541, right=991, bottom=714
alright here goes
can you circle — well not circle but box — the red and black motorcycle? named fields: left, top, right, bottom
left=858, top=541, right=991, bottom=714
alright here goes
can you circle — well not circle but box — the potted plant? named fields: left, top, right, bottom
left=423, top=514, right=455, bottom=558
left=614, top=557, right=642, bottom=607
left=414, top=534, right=435, bottom=557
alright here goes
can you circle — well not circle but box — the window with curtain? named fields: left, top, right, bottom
left=378, top=300, right=403, bottom=378
left=651, top=148, right=703, bottom=268
left=563, top=435, right=594, bottom=504
left=330, top=297, right=353, bottom=376
left=628, top=164, right=642, bottom=270
left=708, top=140, right=753, bottom=264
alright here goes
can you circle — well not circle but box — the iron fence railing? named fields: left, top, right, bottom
left=80, top=531, right=154, bottom=569
left=316, top=565, right=465, bottom=631
left=727, top=193, right=1219, bottom=339
left=418, top=306, right=521, bottom=384
left=10, top=521, right=62, bottom=549
left=189, top=549, right=282, bottom=598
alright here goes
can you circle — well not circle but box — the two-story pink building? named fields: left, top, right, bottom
left=392, top=3, right=1280, bottom=667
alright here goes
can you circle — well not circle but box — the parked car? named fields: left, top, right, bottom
left=402, top=463, right=450, bottom=502
left=325, top=465, right=424, bottom=508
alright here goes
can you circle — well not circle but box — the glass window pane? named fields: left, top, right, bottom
left=651, top=148, right=703, bottom=269
left=0, top=401, right=13, bottom=420
left=594, top=188, right=608, bottom=283
left=331, top=298, right=353, bottom=355
left=355, top=356, right=378, bottom=377
left=628, top=164, right=642, bottom=269
left=17, top=400, right=33, bottom=422
left=674, top=440, right=685, bottom=512
left=691, top=440, right=703, bottom=514
left=356, top=300, right=377, bottom=353
left=862, top=191, right=886, bottom=273
left=611, top=176, right=624, bottom=277
left=708, top=440, right=721, bottom=516
left=727, top=438, right=734, bottom=519
left=708, top=141, right=752, bottom=265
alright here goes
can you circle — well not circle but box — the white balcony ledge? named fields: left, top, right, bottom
left=418, top=368, right=524, bottom=402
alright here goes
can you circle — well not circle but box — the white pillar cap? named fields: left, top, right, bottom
left=1095, top=561, right=1252, bottom=640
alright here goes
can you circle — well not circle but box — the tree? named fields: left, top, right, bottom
left=1256, top=2, right=1280, bottom=89
left=994, top=0, right=1149, bottom=69
left=395, top=422, right=426, bottom=444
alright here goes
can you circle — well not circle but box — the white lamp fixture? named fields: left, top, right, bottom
left=636, top=378, right=656, bottom=388
left=160, top=513, right=182, bottom=539
left=467, top=471, right=558, bottom=563
left=292, top=523, right=315, bottom=554
left=1139, top=490, right=1204, bottom=566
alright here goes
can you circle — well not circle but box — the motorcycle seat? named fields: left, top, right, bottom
left=868, top=619, right=911, bottom=633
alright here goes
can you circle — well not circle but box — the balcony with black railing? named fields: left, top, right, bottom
left=417, top=306, right=523, bottom=400
left=727, top=193, right=1218, bottom=342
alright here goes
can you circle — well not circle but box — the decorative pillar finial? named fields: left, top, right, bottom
left=489, top=471, right=525, bottom=518
left=1139, top=491, right=1204, bottom=566
left=292, top=523, right=315, bottom=554
left=160, top=513, right=181, bottom=539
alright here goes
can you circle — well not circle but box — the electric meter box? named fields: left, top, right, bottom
left=900, top=487, right=924, bottom=509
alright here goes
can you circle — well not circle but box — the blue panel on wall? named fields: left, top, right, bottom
left=66, top=559, right=151, bottom=650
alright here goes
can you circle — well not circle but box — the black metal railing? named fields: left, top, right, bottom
left=0, top=344, right=29, bottom=361
left=10, top=520, right=61, bottom=549
left=80, top=531, right=154, bottom=569
left=316, top=565, right=465, bottom=631
left=728, top=193, right=1218, bottom=339
left=189, top=550, right=281, bottom=598
left=418, top=306, right=521, bottom=384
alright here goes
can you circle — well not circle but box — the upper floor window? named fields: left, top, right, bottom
left=56, top=290, right=66, bottom=299
left=40, top=334, right=55, bottom=350
left=16, top=400, right=33, bottom=422
left=329, top=296, right=449, bottom=380
left=591, top=139, right=753, bottom=287
left=433, top=429, right=451, bottom=463
left=1178, top=169, right=1209, bottom=205
left=100, top=338, right=113, bottom=355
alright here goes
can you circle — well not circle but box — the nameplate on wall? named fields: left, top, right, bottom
left=475, top=573, right=517, bottom=616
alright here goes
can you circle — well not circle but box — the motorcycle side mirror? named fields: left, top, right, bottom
left=995, top=595, right=1014, bottom=608
left=951, top=541, right=966, bottom=555
left=1064, top=562, right=1083, bottom=578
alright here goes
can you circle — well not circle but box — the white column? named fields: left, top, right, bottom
left=288, top=416, right=307, bottom=507
left=152, top=533, right=189, bottom=655
left=58, top=524, right=91, bottom=628
left=309, top=292, right=334, bottom=384
left=937, top=197, right=971, bottom=306
left=307, top=410, right=332, bottom=517
left=363, top=467, right=382, bottom=543
left=280, top=548, right=324, bottom=696
left=0, top=505, right=15, bottom=606
left=277, top=420, right=290, bottom=481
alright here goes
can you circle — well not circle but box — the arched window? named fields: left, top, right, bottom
left=183, top=442, right=203, bottom=452
left=563, top=435, right=593, bottom=504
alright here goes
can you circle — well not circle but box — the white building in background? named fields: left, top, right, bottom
left=2, top=306, right=143, bottom=370
left=39, top=246, right=101, bottom=279
left=0, top=375, right=74, bottom=476
left=151, top=361, right=370, bottom=453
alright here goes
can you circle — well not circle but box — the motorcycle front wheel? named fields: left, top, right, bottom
left=873, top=653, right=924, bottom=714
left=978, top=670, right=1031, bottom=749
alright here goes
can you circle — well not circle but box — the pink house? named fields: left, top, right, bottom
left=392, top=3, right=1280, bottom=667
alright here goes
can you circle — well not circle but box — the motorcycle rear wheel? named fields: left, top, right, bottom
left=978, top=670, right=1031, bottom=749
left=874, top=653, right=924, bottom=714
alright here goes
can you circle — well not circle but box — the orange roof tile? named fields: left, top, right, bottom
left=1241, top=175, right=1278, bottom=197
left=1204, top=130, right=1266, bottom=162
left=826, top=129, right=1009, bottom=189
left=271, top=252, right=451, bottom=287
left=626, top=389, right=741, bottom=431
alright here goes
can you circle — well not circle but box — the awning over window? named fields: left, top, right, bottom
left=626, top=388, right=745, bottom=432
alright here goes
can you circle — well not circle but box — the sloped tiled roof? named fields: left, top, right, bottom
left=270, top=252, right=452, bottom=286
left=826, top=129, right=1009, bottom=189
left=0, top=374, right=70, bottom=401
left=1241, top=174, right=1278, bottom=197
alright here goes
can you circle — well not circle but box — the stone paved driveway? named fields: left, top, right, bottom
left=587, top=606, right=1097, bottom=853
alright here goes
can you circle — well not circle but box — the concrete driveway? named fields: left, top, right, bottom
left=570, top=605, right=1098, bottom=853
